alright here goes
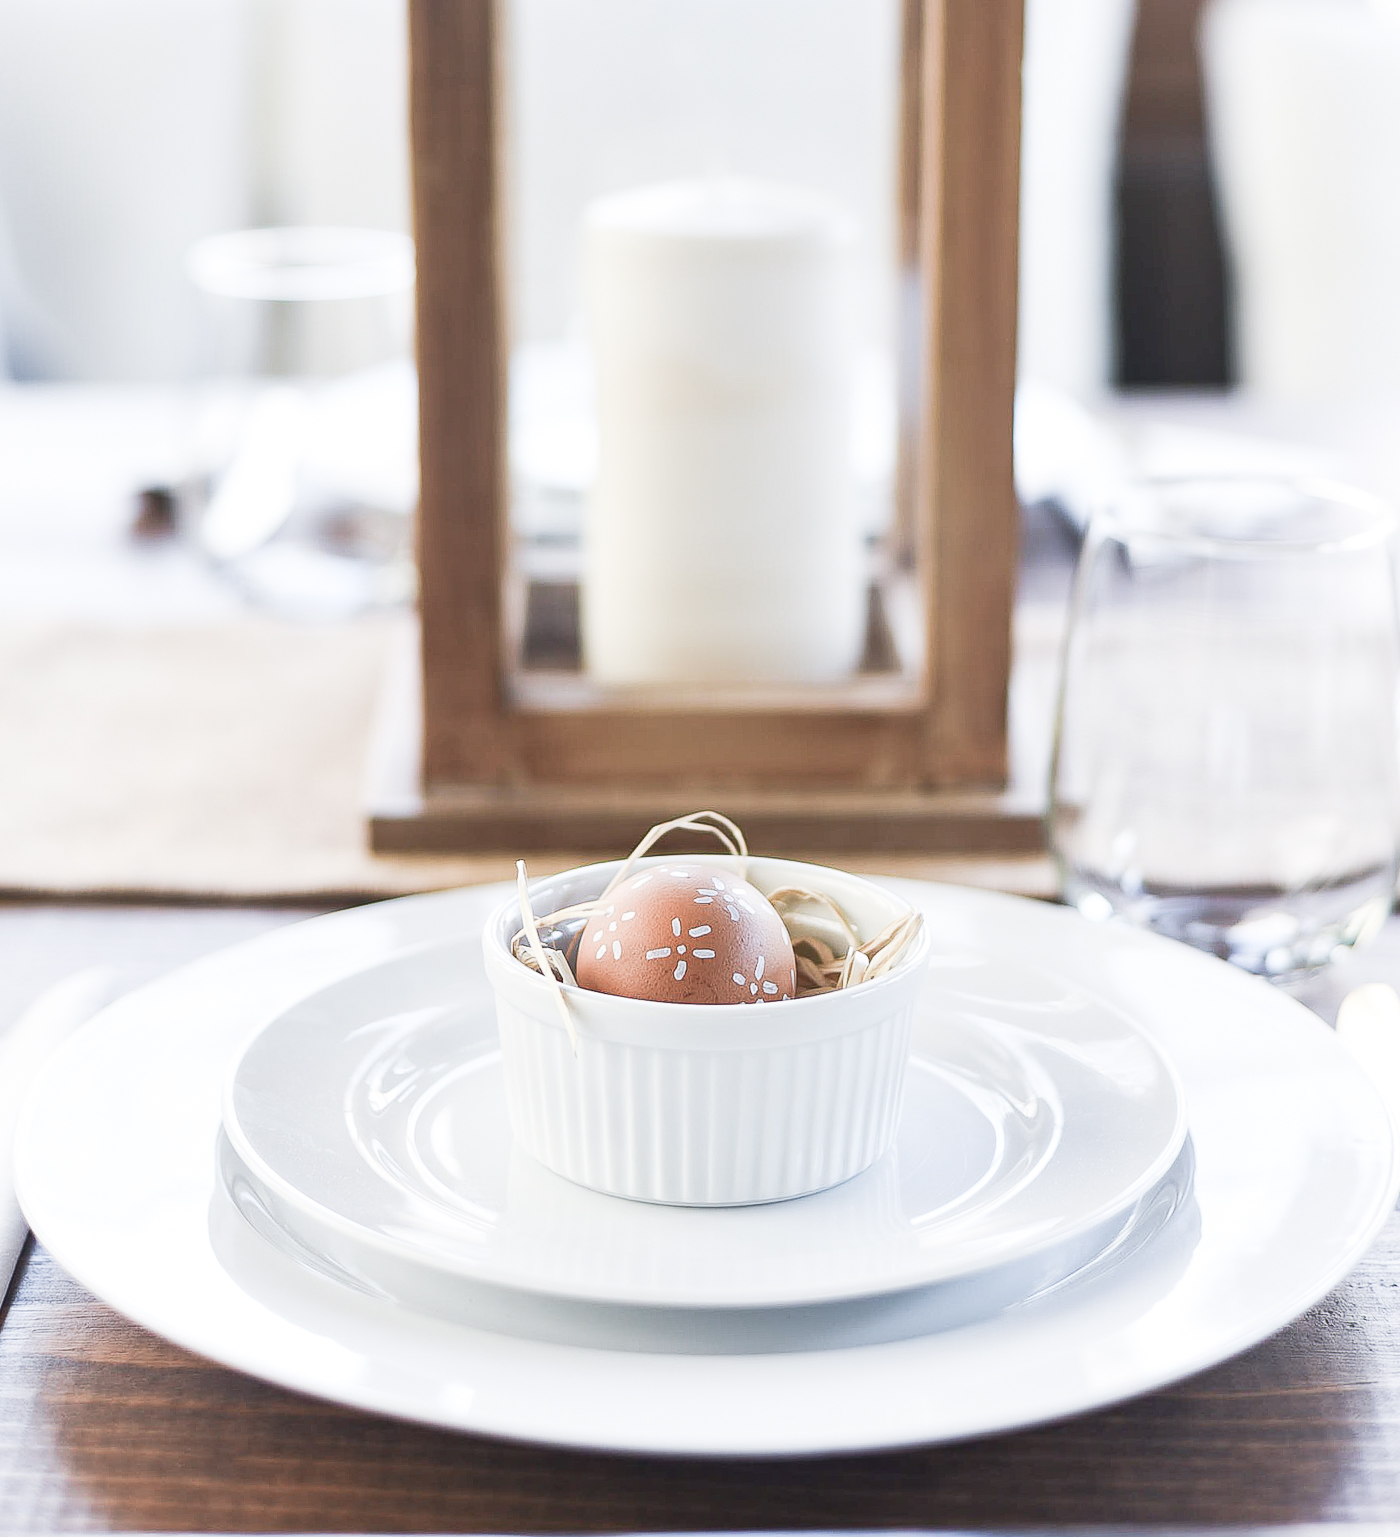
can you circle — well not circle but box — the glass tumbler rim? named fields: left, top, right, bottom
left=1090, top=473, right=1397, bottom=560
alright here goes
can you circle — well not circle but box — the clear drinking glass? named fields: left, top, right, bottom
left=185, top=226, right=418, bottom=617
left=1050, top=475, right=1400, bottom=980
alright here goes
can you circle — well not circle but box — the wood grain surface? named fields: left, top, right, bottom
left=3, top=1226, right=1400, bottom=1532
left=372, top=784, right=1046, bottom=857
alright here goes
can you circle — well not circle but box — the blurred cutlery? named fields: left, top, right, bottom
left=198, top=384, right=305, bottom=562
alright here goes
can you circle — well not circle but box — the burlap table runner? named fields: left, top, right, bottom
left=0, top=615, right=1051, bottom=902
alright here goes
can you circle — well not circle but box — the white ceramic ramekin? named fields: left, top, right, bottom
left=481, top=856, right=930, bottom=1206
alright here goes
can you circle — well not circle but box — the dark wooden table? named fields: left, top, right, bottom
left=4, top=900, right=1400, bottom=1531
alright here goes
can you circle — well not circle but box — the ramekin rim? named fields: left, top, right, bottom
left=482, top=854, right=930, bottom=1018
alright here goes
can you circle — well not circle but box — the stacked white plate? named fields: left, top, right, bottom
left=15, top=880, right=1400, bottom=1456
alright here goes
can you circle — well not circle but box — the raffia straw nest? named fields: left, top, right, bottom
left=508, top=811, right=924, bottom=1050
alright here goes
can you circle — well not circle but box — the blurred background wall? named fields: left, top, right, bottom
left=0, top=0, right=1142, bottom=392
left=0, top=0, right=254, bottom=379
left=0, top=0, right=1397, bottom=400
left=0, top=0, right=409, bottom=382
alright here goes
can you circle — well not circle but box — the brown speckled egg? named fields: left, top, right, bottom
left=574, top=863, right=796, bottom=1005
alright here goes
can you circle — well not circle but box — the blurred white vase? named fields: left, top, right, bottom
left=1203, top=0, right=1400, bottom=399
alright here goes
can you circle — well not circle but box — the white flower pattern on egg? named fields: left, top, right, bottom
left=574, top=862, right=796, bottom=1004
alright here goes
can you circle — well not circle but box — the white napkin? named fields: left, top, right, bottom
left=1338, top=984, right=1400, bottom=1134
left=0, top=967, right=120, bottom=1295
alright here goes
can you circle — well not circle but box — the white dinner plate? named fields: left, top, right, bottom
left=220, top=937, right=1186, bottom=1310
left=16, top=882, right=1400, bottom=1456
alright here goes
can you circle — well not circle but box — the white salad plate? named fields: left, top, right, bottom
left=16, top=881, right=1400, bottom=1457
left=219, top=932, right=1186, bottom=1311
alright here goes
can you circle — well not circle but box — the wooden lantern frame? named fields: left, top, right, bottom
left=372, top=0, right=1034, bottom=856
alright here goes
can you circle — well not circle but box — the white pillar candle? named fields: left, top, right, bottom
left=581, top=177, right=864, bottom=685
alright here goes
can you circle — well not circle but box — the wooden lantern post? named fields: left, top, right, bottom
left=373, top=0, right=1033, bottom=857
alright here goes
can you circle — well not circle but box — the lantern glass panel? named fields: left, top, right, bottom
left=502, top=0, right=919, bottom=706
